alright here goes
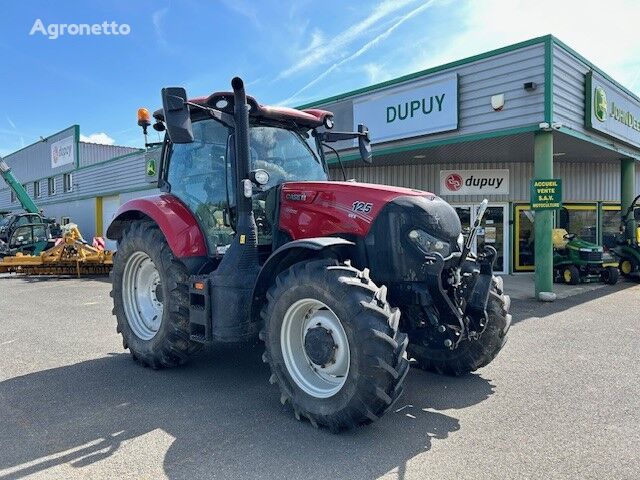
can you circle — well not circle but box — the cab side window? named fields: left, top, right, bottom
left=167, top=119, right=234, bottom=253
left=16, top=216, right=31, bottom=227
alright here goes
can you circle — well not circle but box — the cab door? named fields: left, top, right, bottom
left=164, top=119, right=235, bottom=255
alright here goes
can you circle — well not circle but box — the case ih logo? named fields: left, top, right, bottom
left=285, top=192, right=307, bottom=202
left=445, top=173, right=463, bottom=191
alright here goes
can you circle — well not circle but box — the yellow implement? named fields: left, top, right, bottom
left=0, top=224, right=113, bottom=276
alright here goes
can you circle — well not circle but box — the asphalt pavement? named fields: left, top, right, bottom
left=0, top=274, right=638, bottom=479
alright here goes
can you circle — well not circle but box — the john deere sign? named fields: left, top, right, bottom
left=586, top=71, right=640, bottom=149
left=353, top=74, right=458, bottom=143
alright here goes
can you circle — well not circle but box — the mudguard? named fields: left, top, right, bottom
left=106, top=194, right=207, bottom=257
left=250, top=237, right=354, bottom=320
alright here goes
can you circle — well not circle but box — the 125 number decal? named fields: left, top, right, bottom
left=352, top=201, right=373, bottom=213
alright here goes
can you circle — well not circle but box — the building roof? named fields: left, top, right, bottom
left=297, top=35, right=640, bottom=110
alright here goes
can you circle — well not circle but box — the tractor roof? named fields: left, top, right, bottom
left=153, top=92, right=332, bottom=129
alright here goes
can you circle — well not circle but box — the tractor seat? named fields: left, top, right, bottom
left=552, top=228, right=570, bottom=250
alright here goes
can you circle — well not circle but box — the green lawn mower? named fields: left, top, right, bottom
left=553, top=228, right=619, bottom=285
left=613, top=194, right=640, bottom=280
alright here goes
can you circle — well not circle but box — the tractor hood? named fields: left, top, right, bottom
left=278, top=181, right=460, bottom=243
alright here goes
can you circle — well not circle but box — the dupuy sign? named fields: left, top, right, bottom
left=440, top=169, right=509, bottom=196
left=353, top=74, right=458, bottom=143
left=50, top=135, right=75, bottom=169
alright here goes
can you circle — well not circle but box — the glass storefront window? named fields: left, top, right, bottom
left=477, top=206, right=506, bottom=272
left=602, top=206, right=621, bottom=250
left=557, top=206, right=597, bottom=243
left=515, top=204, right=601, bottom=272
left=454, top=204, right=508, bottom=273
left=515, top=206, right=535, bottom=271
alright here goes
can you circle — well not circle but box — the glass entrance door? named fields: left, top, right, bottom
left=454, top=203, right=508, bottom=274
left=477, top=205, right=507, bottom=273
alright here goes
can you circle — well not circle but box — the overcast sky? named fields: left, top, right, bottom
left=1, top=0, right=638, bottom=155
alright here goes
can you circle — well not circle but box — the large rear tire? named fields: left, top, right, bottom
left=260, top=259, right=409, bottom=432
left=407, top=277, right=511, bottom=376
left=111, top=220, right=202, bottom=368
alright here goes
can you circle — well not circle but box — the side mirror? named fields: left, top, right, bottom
left=161, top=87, right=194, bottom=144
left=357, top=124, right=372, bottom=164
left=634, top=209, right=640, bottom=222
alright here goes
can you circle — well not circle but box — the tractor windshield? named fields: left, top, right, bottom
left=166, top=119, right=327, bottom=254
left=248, top=125, right=327, bottom=189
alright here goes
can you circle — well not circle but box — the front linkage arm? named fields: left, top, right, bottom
left=463, top=246, right=497, bottom=339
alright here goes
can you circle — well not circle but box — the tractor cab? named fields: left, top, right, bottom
left=0, top=223, right=50, bottom=257
left=156, top=114, right=328, bottom=260
left=0, top=213, right=44, bottom=243
left=143, top=87, right=371, bottom=265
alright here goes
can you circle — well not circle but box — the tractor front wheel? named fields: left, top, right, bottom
left=260, top=259, right=409, bottom=431
left=111, top=220, right=202, bottom=368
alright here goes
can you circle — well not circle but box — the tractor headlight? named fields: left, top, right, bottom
left=408, top=229, right=451, bottom=257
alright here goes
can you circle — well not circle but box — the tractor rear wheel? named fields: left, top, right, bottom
left=111, top=220, right=202, bottom=368
left=260, top=259, right=409, bottom=432
left=406, top=278, right=511, bottom=376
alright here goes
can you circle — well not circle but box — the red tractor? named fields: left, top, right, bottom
left=107, top=78, right=511, bottom=431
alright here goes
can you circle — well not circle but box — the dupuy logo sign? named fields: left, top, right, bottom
left=444, top=173, right=463, bottom=192
left=51, top=136, right=75, bottom=168
left=594, top=86, right=607, bottom=122
left=440, top=169, right=509, bottom=196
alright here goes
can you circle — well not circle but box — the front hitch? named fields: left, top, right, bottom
left=463, top=246, right=497, bottom=338
left=421, top=252, right=465, bottom=348
left=418, top=245, right=496, bottom=350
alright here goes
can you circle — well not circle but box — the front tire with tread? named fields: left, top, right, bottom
left=260, top=259, right=409, bottom=432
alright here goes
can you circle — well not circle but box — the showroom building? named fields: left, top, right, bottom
left=299, top=34, right=640, bottom=292
left=0, top=125, right=160, bottom=250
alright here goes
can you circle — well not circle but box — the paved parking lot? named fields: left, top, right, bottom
left=0, top=274, right=638, bottom=479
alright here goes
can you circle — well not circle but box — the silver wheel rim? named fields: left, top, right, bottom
left=122, top=251, right=163, bottom=341
left=281, top=298, right=350, bottom=399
